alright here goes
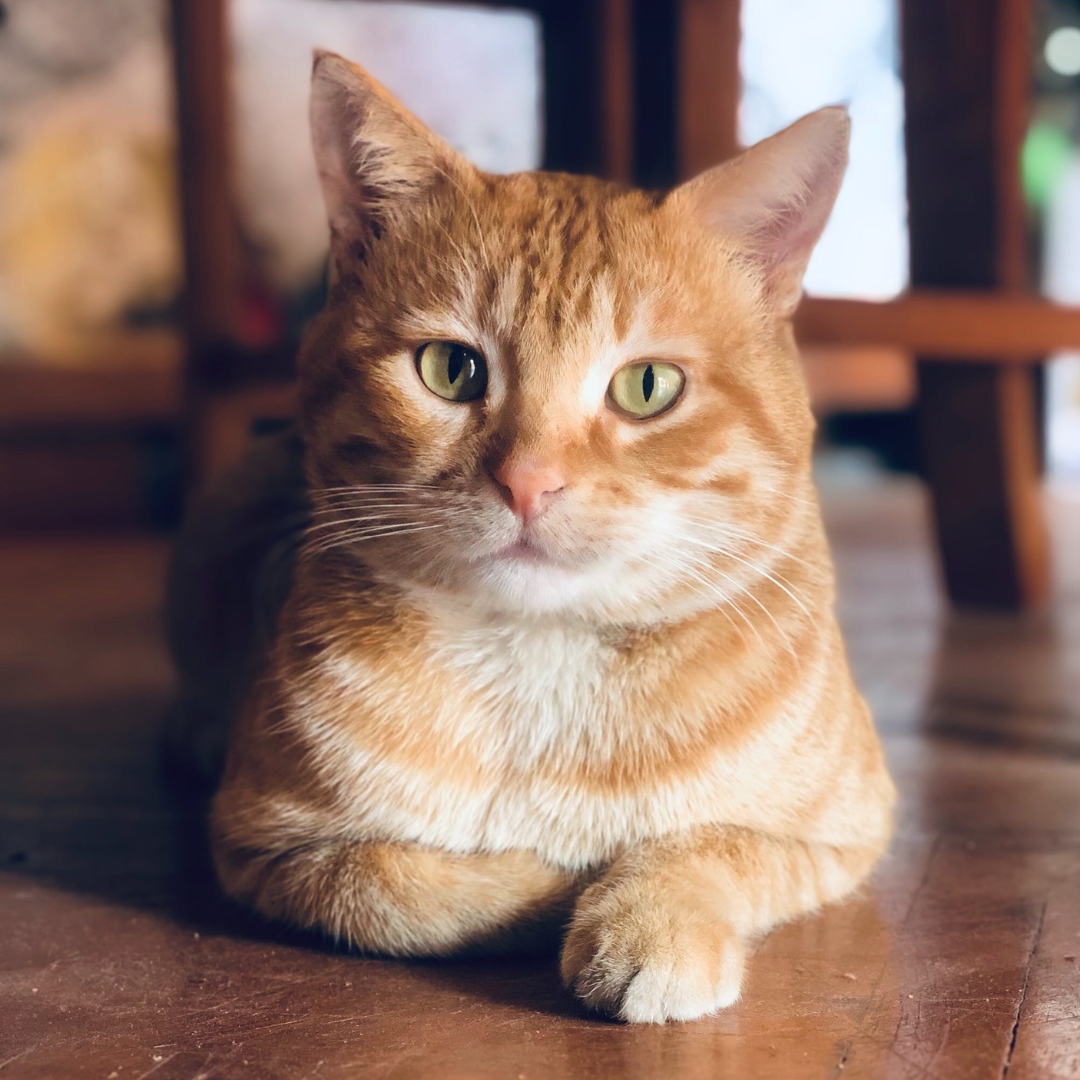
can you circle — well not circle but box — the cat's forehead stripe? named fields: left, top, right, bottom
left=480, top=179, right=644, bottom=351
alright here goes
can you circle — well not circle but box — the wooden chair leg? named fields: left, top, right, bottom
left=917, top=363, right=1050, bottom=608
left=903, top=0, right=1050, bottom=610
left=169, top=0, right=242, bottom=492
left=677, top=0, right=741, bottom=178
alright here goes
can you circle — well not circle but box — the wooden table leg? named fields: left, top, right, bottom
left=902, top=0, right=1050, bottom=609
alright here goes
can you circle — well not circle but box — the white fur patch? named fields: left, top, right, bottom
left=286, top=591, right=843, bottom=873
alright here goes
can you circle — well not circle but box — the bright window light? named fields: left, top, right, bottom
left=740, top=0, right=908, bottom=299
left=1045, top=26, right=1080, bottom=77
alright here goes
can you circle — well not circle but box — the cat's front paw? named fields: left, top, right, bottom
left=560, top=878, right=746, bottom=1024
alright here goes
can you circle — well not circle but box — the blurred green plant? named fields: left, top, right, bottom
left=1023, top=120, right=1074, bottom=210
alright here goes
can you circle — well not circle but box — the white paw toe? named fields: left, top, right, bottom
left=562, top=908, right=746, bottom=1024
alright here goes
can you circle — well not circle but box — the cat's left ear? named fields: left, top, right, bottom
left=668, top=107, right=850, bottom=316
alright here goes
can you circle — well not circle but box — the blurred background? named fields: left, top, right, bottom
left=0, top=0, right=1076, bottom=609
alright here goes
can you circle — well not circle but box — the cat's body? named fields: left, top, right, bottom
left=168, top=53, right=895, bottom=1023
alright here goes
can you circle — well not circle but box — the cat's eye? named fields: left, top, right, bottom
left=607, top=362, right=685, bottom=419
left=416, top=341, right=488, bottom=402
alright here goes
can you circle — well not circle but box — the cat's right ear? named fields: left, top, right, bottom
left=310, top=51, right=472, bottom=253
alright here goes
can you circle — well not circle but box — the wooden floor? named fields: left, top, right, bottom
left=2, top=474, right=1079, bottom=1079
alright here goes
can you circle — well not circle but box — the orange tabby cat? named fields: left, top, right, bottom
left=168, top=51, right=895, bottom=1024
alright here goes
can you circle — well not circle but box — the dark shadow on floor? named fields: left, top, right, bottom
left=0, top=692, right=604, bottom=1022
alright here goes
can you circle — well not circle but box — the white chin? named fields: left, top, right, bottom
left=475, top=559, right=595, bottom=614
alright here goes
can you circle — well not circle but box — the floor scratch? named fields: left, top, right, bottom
left=0, top=1049, right=31, bottom=1073
left=829, top=1039, right=852, bottom=1080
left=132, top=1052, right=178, bottom=1080
left=1001, top=899, right=1048, bottom=1079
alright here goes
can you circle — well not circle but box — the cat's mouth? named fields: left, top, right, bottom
left=492, top=538, right=557, bottom=565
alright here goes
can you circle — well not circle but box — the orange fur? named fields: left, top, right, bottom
left=167, top=53, right=895, bottom=1023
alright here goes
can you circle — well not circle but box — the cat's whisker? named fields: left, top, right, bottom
left=311, top=506, right=436, bottom=517
left=685, top=519, right=820, bottom=575
left=310, top=493, right=462, bottom=508
left=302, top=522, right=444, bottom=558
left=310, top=496, right=467, bottom=513
left=306, top=520, right=440, bottom=542
left=753, top=485, right=819, bottom=508
left=672, top=558, right=773, bottom=653
left=313, top=493, right=442, bottom=501
left=313, top=481, right=444, bottom=487
left=305, top=515, right=417, bottom=536
left=308, top=509, right=479, bottom=532
left=311, top=492, right=443, bottom=503
left=677, top=530, right=815, bottom=618
left=693, top=540, right=815, bottom=606
left=303, top=534, right=436, bottom=560
left=308, top=507, right=470, bottom=529
left=312, top=483, right=446, bottom=494
left=309, top=503, right=448, bottom=518
left=655, top=552, right=762, bottom=648
left=311, top=494, right=481, bottom=512
left=671, top=547, right=797, bottom=658
left=716, top=552, right=811, bottom=621
left=689, top=546, right=811, bottom=628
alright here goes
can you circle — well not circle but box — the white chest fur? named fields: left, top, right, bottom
left=300, top=602, right=822, bottom=869
left=427, top=607, right=615, bottom=767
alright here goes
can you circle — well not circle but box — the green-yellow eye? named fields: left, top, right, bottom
left=608, top=362, right=685, bottom=419
left=416, top=341, right=488, bottom=402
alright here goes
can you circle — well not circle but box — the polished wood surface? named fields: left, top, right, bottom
left=1, top=476, right=1079, bottom=1076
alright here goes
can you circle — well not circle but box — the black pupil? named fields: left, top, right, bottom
left=642, top=364, right=655, bottom=402
left=447, top=347, right=467, bottom=386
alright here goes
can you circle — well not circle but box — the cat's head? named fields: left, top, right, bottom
left=298, top=52, right=847, bottom=624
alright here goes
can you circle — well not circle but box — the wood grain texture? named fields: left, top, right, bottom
left=1, top=478, right=1078, bottom=1076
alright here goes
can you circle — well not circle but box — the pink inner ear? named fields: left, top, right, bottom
left=752, top=156, right=842, bottom=273
left=678, top=107, right=850, bottom=314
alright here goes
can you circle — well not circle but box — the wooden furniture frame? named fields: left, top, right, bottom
left=170, top=0, right=1062, bottom=611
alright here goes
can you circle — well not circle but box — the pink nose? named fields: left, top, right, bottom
left=492, top=462, right=566, bottom=523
